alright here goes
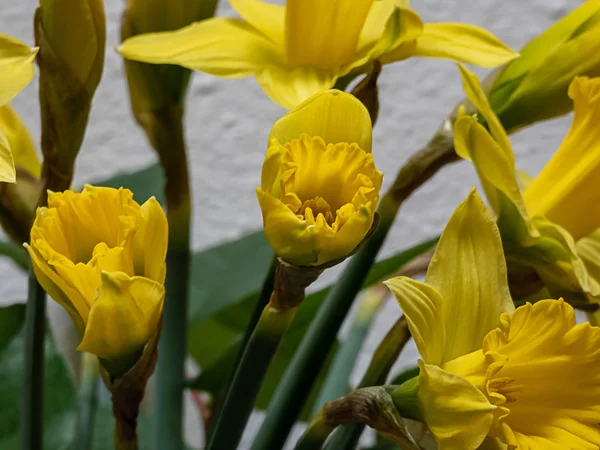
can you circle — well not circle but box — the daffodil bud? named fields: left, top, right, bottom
left=0, top=105, right=41, bottom=243
left=257, top=90, right=382, bottom=267
left=120, top=0, right=218, bottom=131
left=0, top=33, right=38, bottom=183
left=35, top=0, right=106, bottom=196
left=25, top=185, right=168, bottom=377
left=489, top=0, right=600, bottom=132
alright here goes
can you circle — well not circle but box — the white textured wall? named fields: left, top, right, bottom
left=0, top=0, right=581, bottom=448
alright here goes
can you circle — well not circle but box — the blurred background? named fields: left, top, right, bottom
left=0, top=0, right=581, bottom=448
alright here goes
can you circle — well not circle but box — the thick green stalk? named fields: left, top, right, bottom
left=206, top=304, right=297, bottom=450
left=20, top=271, right=47, bottom=450
left=252, top=123, right=456, bottom=450
left=208, top=256, right=277, bottom=431
left=74, top=353, right=100, bottom=450
left=325, top=316, right=411, bottom=450
left=152, top=106, right=191, bottom=450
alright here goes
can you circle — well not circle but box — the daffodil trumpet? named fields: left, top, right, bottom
left=385, top=189, right=600, bottom=450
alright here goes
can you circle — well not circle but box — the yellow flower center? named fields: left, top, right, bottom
left=443, top=300, right=600, bottom=449
left=277, top=134, right=380, bottom=233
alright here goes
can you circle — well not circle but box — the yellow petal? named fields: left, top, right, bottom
left=269, top=90, right=372, bottom=151
left=411, top=23, right=517, bottom=68
left=523, top=77, right=600, bottom=240
left=285, top=0, right=374, bottom=70
left=0, top=33, right=37, bottom=106
left=229, top=0, right=284, bottom=45
left=135, top=197, right=168, bottom=284
left=25, top=243, right=88, bottom=333
left=384, top=276, right=447, bottom=365
left=312, top=204, right=375, bottom=266
left=454, top=116, right=537, bottom=243
left=399, top=190, right=514, bottom=364
left=118, top=18, right=282, bottom=78
left=0, top=105, right=40, bottom=178
left=357, top=5, right=423, bottom=64
left=256, top=65, right=338, bottom=109
left=77, top=271, right=164, bottom=376
left=0, top=129, right=15, bottom=183
left=256, top=188, right=317, bottom=266
left=477, top=438, right=507, bottom=450
left=418, top=361, right=495, bottom=450
left=457, top=64, right=512, bottom=159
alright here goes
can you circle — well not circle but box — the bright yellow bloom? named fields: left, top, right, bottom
left=25, top=186, right=168, bottom=376
left=523, top=77, right=600, bottom=241
left=386, top=190, right=600, bottom=450
left=489, top=0, right=600, bottom=132
left=0, top=33, right=38, bottom=183
left=257, top=90, right=382, bottom=266
left=118, top=0, right=517, bottom=108
left=455, top=65, right=600, bottom=307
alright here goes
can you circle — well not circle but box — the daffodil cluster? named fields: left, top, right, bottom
left=26, top=185, right=168, bottom=376
left=118, top=0, right=518, bottom=108
left=386, top=190, right=600, bottom=449
left=454, top=64, right=600, bottom=313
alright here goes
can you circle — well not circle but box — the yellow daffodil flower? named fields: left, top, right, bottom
left=257, top=90, right=382, bottom=266
left=0, top=33, right=38, bottom=183
left=25, top=185, right=168, bottom=376
left=386, top=190, right=600, bottom=450
left=118, top=0, right=517, bottom=109
left=455, top=64, right=600, bottom=309
left=489, top=0, right=600, bottom=132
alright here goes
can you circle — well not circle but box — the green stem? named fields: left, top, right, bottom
left=151, top=106, right=191, bottom=450
left=74, top=353, right=100, bottom=450
left=206, top=304, right=297, bottom=450
left=208, top=255, right=277, bottom=431
left=294, top=411, right=334, bottom=450
left=114, top=418, right=138, bottom=450
left=311, top=285, right=387, bottom=416
left=325, top=316, right=411, bottom=450
left=20, top=271, right=47, bottom=450
left=252, top=123, right=456, bottom=450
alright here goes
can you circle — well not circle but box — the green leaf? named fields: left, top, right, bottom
left=0, top=240, right=29, bottom=271
left=0, top=327, right=77, bottom=449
